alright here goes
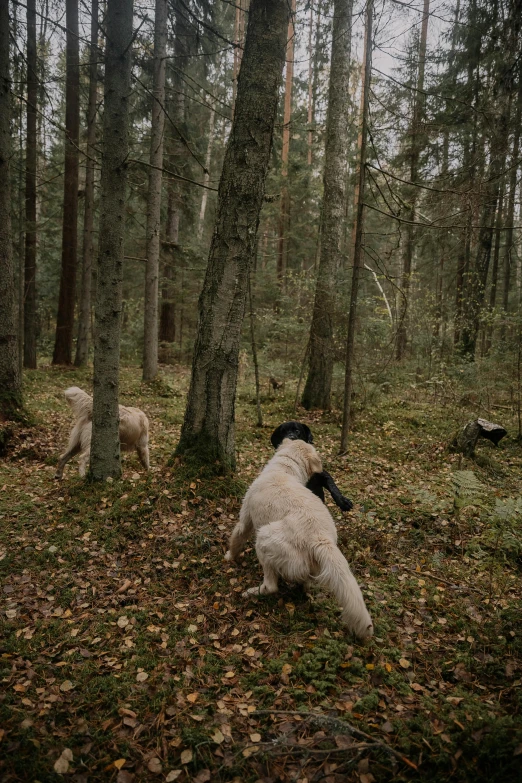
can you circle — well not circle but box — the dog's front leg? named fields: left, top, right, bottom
left=322, top=470, right=353, bottom=511
left=54, top=444, right=81, bottom=479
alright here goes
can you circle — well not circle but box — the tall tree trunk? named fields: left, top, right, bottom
left=23, top=0, right=37, bottom=369
left=175, top=0, right=290, bottom=471
left=0, top=0, right=23, bottom=419
left=502, top=69, right=522, bottom=322
left=340, top=0, right=372, bottom=451
left=276, top=0, right=295, bottom=286
left=75, top=0, right=99, bottom=367
left=53, top=0, right=80, bottom=365
left=302, top=0, right=353, bottom=410
left=158, top=184, right=178, bottom=353
left=89, top=0, right=134, bottom=481
left=484, top=185, right=504, bottom=354
left=143, top=0, right=168, bottom=381
left=307, top=0, right=314, bottom=166
left=395, top=0, right=429, bottom=360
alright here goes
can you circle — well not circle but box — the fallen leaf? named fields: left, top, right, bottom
left=186, top=692, right=198, bottom=703
left=193, top=770, right=211, bottom=783
left=136, top=672, right=148, bottom=682
left=399, top=658, right=410, bottom=669
left=165, top=773, right=182, bottom=782
left=244, top=647, right=256, bottom=657
left=113, top=759, right=126, bottom=770
left=147, top=757, right=162, bottom=773
left=116, top=772, right=135, bottom=783
left=60, top=680, right=74, bottom=692
left=180, top=749, right=193, bottom=764
left=54, top=748, right=73, bottom=774
left=381, top=721, right=394, bottom=733
left=281, top=663, right=292, bottom=675
left=117, top=616, right=129, bottom=628
left=224, top=671, right=235, bottom=679
left=211, top=729, right=224, bottom=744
left=249, top=733, right=261, bottom=742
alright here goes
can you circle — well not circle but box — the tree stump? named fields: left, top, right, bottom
left=450, top=418, right=507, bottom=458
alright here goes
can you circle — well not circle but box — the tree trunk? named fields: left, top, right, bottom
left=395, top=0, right=429, bottom=360
left=307, top=0, right=314, bottom=166
left=0, top=0, right=23, bottom=420
left=276, top=0, right=295, bottom=287
left=52, top=0, right=80, bottom=365
left=143, top=0, right=168, bottom=381
left=23, top=0, right=37, bottom=369
left=502, top=70, right=522, bottom=322
left=89, top=0, right=133, bottom=481
left=75, top=0, right=99, bottom=367
left=484, top=185, right=504, bottom=354
left=302, top=0, right=353, bottom=410
left=197, top=100, right=216, bottom=240
left=340, top=0, right=372, bottom=451
left=158, top=184, right=178, bottom=358
left=175, top=0, right=290, bottom=471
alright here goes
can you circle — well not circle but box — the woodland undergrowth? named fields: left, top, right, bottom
left=0, top=366, right=521, bottom=782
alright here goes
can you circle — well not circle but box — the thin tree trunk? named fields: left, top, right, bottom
left=53, top=0, right=80, bottom=365
left=276, top=0, right=296, bottom=286
left=159, top=183, right=178, bottom=354
left=484, top=185, right=504, bottom=354
left=502, top=70, right=522, bottom=322
left=89, top=0, right=134, bottom=481
left=0, top=0, right=23, bottom=419
left=23, top=0, right=37, bottom=369
left=175, top=0, right=290, bottom=471
left=232, top=0, right=246, bottom=118
left=197, top=100, right=216, bottom=240
left=143, top=0, right=168, bottom=381
left=302, top=0, right=353, bottom=410
left=396, top=0, right=429, bottom=360
left=248, top=275, right=263, bottom=427
left=75, top=0, right=99, bottom=367
left=340, top=0, right=372, bottom=451
left=307, top=0, right=314, bottom=166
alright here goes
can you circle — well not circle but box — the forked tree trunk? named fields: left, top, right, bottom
left=340, top=0, right=372, bottom=451
left=0, top=0, right=23, bottom=419
left=24, top=0, right=37, bottom=369
left=175, top=0, right=290, bottom=470
left=395, top=0, right=429, bottom=360
left=302, top=0, right=353, bottom=410
left=75, top=0, right=99, bottom=367
left=143, top=0, right=168, bottom=381
left=89, top=0, right=133, bottom=481
left=53, top=0, right=80, bottom=365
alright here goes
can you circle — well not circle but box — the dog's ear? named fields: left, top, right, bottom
left=306, top=448, right=322, bottom=476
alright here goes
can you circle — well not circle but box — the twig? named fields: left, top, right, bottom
left=400, top=566, right=484, bottom=595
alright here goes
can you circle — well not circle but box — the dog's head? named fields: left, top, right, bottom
left=271, top=421, right=314, bottom=449
left=277, top=438, right=323, bottom=479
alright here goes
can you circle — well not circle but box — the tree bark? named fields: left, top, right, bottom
left=23, top=0, right=37, bottom=369
left=53, top=0, right=80, bottom=365
left=395, top=0, right=429, bottom=360
left=158, top=183, right=178, bottom=357
left=89, top=0, right=133, bottom=481
left=340, top=0, right=372, bottom=451
left=143, top=0, right=168, bottom=381
left=75, top=0, right=99, bottom=367
left=197, top=100, right=216, bottom=240
left=502, top=69, right=522, bottom=321
left=175, top=0, right=290, bottom=471
left=302, top=0, right=353, bottom=410
left=276, top=0, right=295, bottom=287
left=0, top=0, right=23, bottom=420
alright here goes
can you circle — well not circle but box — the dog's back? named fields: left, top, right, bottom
left=64, top=387, right=93, bottom=422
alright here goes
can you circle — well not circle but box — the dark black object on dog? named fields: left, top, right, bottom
left=270, top=421, right=353, bottom=511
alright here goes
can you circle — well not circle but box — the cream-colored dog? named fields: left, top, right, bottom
left=55, top=387, right=150, bottom=478
left=226, top=439, right=373, bottom=640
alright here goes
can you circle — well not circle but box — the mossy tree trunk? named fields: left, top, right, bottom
left=175, top=0, right=290, bottom=471
left=302, top=0, right=353, bottom=410
left=89, top=0, right=133, bottom=481
left=0, top=0, right=23, bottom=420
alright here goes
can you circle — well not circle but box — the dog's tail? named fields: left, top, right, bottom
left=313, top=541, right=373, bottom=640
left=64, top=387, right=93, bottom=421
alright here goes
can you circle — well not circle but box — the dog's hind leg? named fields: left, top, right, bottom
left=136, top=439, right=150, bottom=470
left=77, top=422, right=92, bottom=477
left=243, top=562, right=279, bottom=597
left=55, top=422, right=83, bottom=479
left=225, top=505, right=254, bottom=562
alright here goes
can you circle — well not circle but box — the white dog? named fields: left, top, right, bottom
left=226, top=439, right=373, bottom=640
left=55, top=387, right=150, bottom=478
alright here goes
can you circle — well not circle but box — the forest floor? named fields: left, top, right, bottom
left=1, top=365, right=521, bottom=783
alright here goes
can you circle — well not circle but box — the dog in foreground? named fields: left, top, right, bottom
left=225, top=439, right=373, bottom=640
left=55, top=387, right=150, bottom=478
